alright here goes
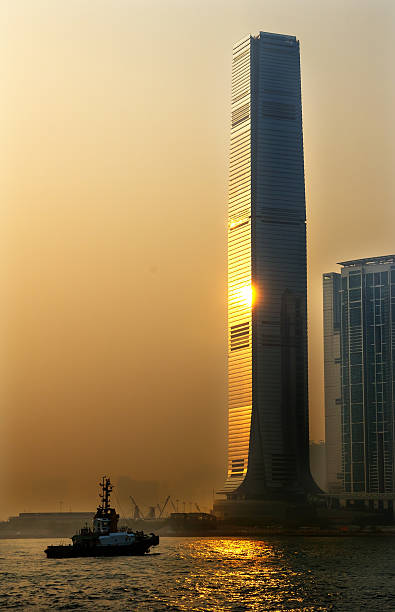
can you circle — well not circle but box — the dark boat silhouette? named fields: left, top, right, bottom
left=45, top=476, right=159, bottom=558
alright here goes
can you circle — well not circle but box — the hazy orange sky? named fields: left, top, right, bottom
left=1, top=0, right=394, bottom=518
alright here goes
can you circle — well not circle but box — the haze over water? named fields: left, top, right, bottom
left=1, top=0, right=395, bottom=517
left=1, top=536, right=395, bottom=610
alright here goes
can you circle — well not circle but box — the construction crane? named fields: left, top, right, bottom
left=146, top=506, right=156, bottom=519
left=195, top=503, right=201, bottom=512
left=170, top=498, right=177, bottom=513
left=130, top=496, right=144, bottom=520
left=158, top=495, right=170, bottom=519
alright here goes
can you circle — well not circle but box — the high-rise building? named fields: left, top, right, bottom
left=323, top=273, right=343, bottom=493
left=324, top=255, right=395, bottom=496
left=219, top=31, right=317, bottom=505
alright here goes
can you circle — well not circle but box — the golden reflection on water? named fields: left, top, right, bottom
left=172, top=538, right=322, bottom=612
left=3, top=537, right=390, bottom=611
left=199, top=537, right=270, bottom=559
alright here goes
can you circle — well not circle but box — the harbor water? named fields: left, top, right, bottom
left=1, top=536, right=394, bottom=610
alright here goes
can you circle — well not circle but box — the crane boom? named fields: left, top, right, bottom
left=129, top=496, right=144, bottom=520
left=158, top=495, right=170, bottom=519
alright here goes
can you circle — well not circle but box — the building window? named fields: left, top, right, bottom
left=232, top=103, right=250, bottom=128
left=231, top=459, right=245, bottom=477
left=351, top=385, right=363, bottom=403
left=352, top=443, right=364, bottom=462
left=351, top=366, right=362, bottom=384
left=230, top=322, right=249, bottom=351
left=262, top=100, right=296, bottom=120
left=349, top=288, right=361, bottom=302
left=350, top=308, right=361, bottom=327
left=352, top=423, right=364, bottom=443
left=381, top=271, right=388, bottom=285
left=351, top=404, right=363, bottom=422
left=349, top=274, right=361, bottom=289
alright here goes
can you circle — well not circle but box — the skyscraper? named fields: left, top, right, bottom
left=323, top=273, right=343, bottom=493
left=219, top=32, right=317, bottom=507
left=324, top=255, right=395, bottom=496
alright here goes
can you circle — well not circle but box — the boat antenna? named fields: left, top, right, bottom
left=99, top=476, right=113, bottom=513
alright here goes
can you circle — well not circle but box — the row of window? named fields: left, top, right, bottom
left=343, top=270, right=395, bottom=289
left=230, top=322, right=250, bottom=351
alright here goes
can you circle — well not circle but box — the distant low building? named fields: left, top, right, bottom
left=0, top=512, right=94, bottom=538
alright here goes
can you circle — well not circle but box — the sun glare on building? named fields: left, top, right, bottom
left=238, top=285, right=255, bottom=308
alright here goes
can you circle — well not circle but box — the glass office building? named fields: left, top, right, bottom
left=323, top=273, right=343, bottom=493
left=223, top=32, right=317, bottom=500
left=324, top=255, right=395, bottom=495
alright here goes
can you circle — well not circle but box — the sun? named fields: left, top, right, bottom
left=239, top=285, right=256, bottom=308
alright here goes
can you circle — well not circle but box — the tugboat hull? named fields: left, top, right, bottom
left=45, top=535, right=159, bottom=558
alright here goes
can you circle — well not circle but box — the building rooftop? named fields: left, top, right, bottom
left=338, top=255, right=395, bottom=268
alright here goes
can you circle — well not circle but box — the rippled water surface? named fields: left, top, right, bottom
left=1, top=536, right=394, bottom=610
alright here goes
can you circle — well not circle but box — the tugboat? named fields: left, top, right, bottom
left=45, top=476, right=159, bottom=558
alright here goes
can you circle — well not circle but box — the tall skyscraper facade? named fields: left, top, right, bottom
left=323, top=255, right=395, bottom=495
left=323, top=273, right=343, bottom=493
left=222, top=32, right=316, bottom=502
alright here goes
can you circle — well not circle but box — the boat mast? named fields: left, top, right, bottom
left=99, top=476, right=113, bottom=514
